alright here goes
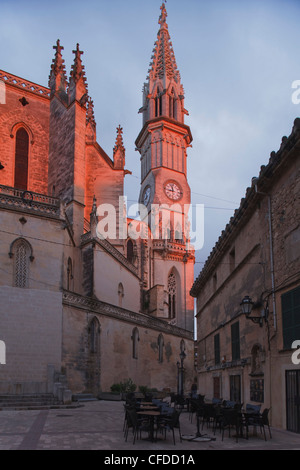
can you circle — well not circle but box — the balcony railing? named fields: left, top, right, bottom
left=0, top=184, right=61, bottom=218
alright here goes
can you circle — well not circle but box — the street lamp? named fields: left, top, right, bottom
left=178, top=350, right=186, bottom=396
left=240, top=295, right=269, bottom=328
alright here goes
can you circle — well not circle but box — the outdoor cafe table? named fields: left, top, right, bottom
left=137, top=410, right=161, bottom=442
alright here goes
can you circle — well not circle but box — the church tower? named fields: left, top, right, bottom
left=136, top=2, right=192, bottom=215
left=136, top=3, right=194, bottom=332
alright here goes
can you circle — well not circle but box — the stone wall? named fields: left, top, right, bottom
left=0, top=286, right=62, bottom=393
left=0, top=78, right=49, bottom=194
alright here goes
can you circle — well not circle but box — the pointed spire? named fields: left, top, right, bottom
left=86, top=97, right=97, bottom=142
left=48, top=39, right=67, bottom=96
left=113, top=125, right=125, bottom=170
left=148, top=2, right=180, bottom=83
left=70, top=43, right=87, bottom=86
left=159, top=2, right=168, bottom=29
left=68, top=43, right=88, bottom=104
left=86, top=97, right=96, bottom=128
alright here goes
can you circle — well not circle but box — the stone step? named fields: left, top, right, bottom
left=72, top=393, right=98, bottom=402
left=0, top=393, right=78, bottom=411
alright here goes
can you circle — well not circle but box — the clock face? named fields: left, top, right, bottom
left=164, top=181, right=182, bottom=201
left=143, top=186, right=151, bottom=206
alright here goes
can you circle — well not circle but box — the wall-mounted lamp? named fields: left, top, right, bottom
left=0, top=162, right=4, bottom=170
left=240, top=295, right=269, bottom=327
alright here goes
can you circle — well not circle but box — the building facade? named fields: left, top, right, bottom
left=0, top=4, right=196, bottom=397
left=191, top=119, right=300, bottom=432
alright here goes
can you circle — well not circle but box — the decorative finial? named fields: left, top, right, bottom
left=86, top=97, right=96, bottom=126
left=49, top=39, right=67, bottom=88
left=159, top=2, right=168, bottom=27
left=113, top=125, right=125, bottom=155
left=113, top=125, right=125, bottom=169
left=70, top=43, right=87, bottom=86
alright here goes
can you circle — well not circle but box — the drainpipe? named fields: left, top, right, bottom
left=252, top=179, right=277, bottom=330
left=267, top=195, right=277, bottom=330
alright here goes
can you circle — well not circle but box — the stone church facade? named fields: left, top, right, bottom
left=0, top=4, right=196, bottom=396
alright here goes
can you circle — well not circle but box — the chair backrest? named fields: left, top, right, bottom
left=222, top=408, right=239, bottom=426
left=261, top=408, right=270, bottom=424
left=246, top=403, right=261, bottom=413
left=212, top=397, right=222, bottom=405
left=170, top=409, right=180, bottom=427
left=127, top=409, right=139, bottom=427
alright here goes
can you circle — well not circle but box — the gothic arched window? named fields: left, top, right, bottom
left=14, top=127, right=29, bottom=190
left=88, top=317, right=100, bottom=354
left=168, top=271, right=177, bottom=319
left=10, top=238, right=33, bottom=288
left=118, top=282, right=124, bottom=307
left=127, top=239, right=134, bottom=264
left=155, top=87, right=162, bottom=117
left=158, top=334, right=164, bottom=363
left=169, top=88, right=176, bottom=119
left=67, top=257, right=73, bottom=291
left=132, top=327, right=139, bottom=359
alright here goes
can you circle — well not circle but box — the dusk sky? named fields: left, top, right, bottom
left=1, top=0, right=300, bottom=277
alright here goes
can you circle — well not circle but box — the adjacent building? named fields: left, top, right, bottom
left=191, top=119, right=300, bottom=432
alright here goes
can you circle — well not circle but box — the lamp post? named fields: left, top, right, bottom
left=178, top=350, right=186, bottom=396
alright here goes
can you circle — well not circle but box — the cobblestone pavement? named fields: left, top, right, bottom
left=0, top=400, right=299, bottom=451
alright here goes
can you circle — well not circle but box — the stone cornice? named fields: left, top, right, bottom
left=62, top=290, right=194, bottom=340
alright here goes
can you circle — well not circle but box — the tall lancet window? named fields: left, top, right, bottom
left=158, top=334, right=164, bottom=363
left=11, top=238, right=32, bottom=288
left=14, top=128, right=29, bottom=190
left=155, top=87, right=162, bottom=117
left=168, top=271, right=176, bottom=319
left=88, top=317, right=100, bottom=354
left=132, top=327, right=139, bottom=359
left=169, top=88, right=176, bottom=119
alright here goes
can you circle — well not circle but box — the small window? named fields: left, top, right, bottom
left=214, top=333, right=220, bottom=365
left=127, top=239, right=134, bottom=264
left=118, top=282, right=124, bottom=308
left=67, top=257, right=73, bottom=291
left=132, top=327, right=139, bottom=359
left=14, top=128, right=29, bottom=190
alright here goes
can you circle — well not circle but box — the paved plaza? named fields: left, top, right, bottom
left=0, top=399, right=299, bottom=452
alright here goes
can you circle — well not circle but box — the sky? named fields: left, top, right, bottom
left=1, top=0, right=300, bottom=279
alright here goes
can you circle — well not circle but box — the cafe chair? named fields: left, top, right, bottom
left=156, top=409, right=182, bottom=445
left=125, top=409, right=151, bottom=444
left=261, top=408, right=272, bottom=439
left=246, top=408, right=271, bottom=441
left=220, top=408, right=241, bottom=443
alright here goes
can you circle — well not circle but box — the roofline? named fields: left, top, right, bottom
left=190, top=117, right=300, bottom=297
left=0, top=69, right=50, bottom=99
